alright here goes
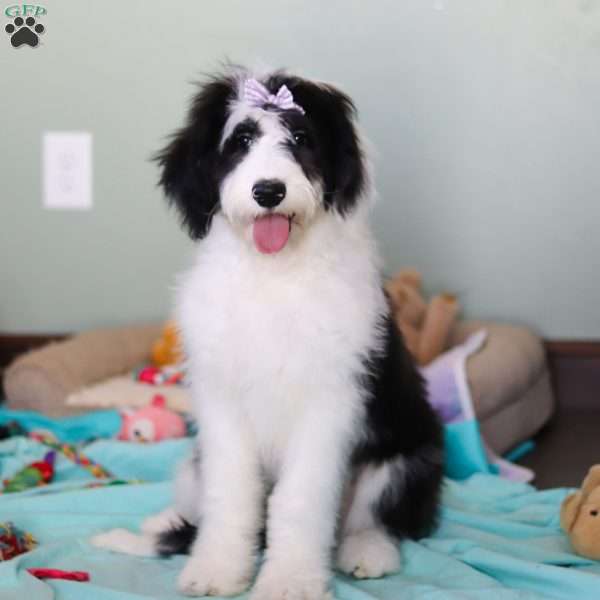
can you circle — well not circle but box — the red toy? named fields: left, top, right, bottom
left=28, top=568, right=90, bottom=582
left=135, top=364, right=184, bottom=386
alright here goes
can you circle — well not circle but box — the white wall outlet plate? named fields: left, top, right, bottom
left=42, top=131, right=93, bottom=210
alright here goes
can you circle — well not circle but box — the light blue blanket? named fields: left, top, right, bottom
left=1, top=437, right=599, bottom=600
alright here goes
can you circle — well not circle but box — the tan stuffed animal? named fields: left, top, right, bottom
left=385, top=269, right=459, bottom=366
left=560, top=465, right=600, bottom=560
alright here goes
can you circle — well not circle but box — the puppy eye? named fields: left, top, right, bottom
left=292, top=130, right=307, bottom=146
left=235, top=132, right=253, bottom=149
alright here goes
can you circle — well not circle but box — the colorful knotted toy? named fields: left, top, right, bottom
left=0, top=522, right=37, bottom=560
left=29, top=433, right=113, bottom=479
left=2, top=451, right=55, bottom=493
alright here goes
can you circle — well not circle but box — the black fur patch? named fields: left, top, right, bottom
left=278, top=110, right=324, bottom=188
left=376, top=446, right=443, bottom=540
left=354, top=309, right=444, bottom=540
left=154, top=75, right=238, bottom=240
left=221, top=118, right=262, bottom=159
left=267, top=73, right=367, bottom=215
left=156, top=520, right=198, bottom=557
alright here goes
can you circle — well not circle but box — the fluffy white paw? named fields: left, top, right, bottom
left=336, top=529, right=401, bottom=579
left=90, top=528, right=156, bottom=557
left=250, top=562, right=332, bottom=600
left=177, top=554, right=252, bottom=597
left=141, top=507, right=182, bottom=534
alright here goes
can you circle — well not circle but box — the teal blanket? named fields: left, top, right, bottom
left=1, top=437, right=599, bottom=599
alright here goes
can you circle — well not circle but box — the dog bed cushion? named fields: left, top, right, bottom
left=3, top=324, right=162, bottom=417
left=65, top=376, right=191, bottom=413
left=450, top=320, right=554, bottom=454
left=4, top=320, right=554, bottom=454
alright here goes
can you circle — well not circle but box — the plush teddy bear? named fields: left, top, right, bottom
left=118, top=395, right=186, bottom=443
left=385, top=268, right=459, bottom=366
left=560, top=465, right=600, bottom=560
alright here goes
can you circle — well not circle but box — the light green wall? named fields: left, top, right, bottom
left=1, top=0, right=599, bottom=337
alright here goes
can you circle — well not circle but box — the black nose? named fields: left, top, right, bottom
left=252, top=179, right=286, bottom=208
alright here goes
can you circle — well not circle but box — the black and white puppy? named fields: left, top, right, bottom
left=92, top=68, right=444, bottom=600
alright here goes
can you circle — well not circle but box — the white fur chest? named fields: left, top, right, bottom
left=176, top=213, right=385, bottom=468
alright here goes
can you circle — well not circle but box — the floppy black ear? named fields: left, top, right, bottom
left=155, top=76, right=237, bottom=239
left=283, top=78, right=367, bottom=214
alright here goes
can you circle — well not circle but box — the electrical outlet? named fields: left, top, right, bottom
left=43, top=131, right=93, bottom=210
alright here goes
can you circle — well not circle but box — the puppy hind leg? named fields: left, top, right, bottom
left=336, top=462, right=401, bottom=579
left=141, top=506, right=183, bottom=535
left=142, top=448, right=203, bottom=535
left=91, top=528, right=158, bottom=557
left=338, top=446, right=443, bottom=579
left=337, top=528, right=401, bottom=579
left=376, top=447, right=443, bottom=541
left=93, top=447, right=203, bottom=558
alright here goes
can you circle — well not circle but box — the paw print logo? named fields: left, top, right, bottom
left=5, top=16, right=45, bottom=48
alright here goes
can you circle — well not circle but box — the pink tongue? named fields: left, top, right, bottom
left=253, top=214, right=290, bottom=254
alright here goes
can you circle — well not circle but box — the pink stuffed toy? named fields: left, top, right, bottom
left=118, top=395, right=186, bottom=442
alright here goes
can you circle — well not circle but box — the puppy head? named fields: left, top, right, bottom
left=156, top=68, right=369, bottom=253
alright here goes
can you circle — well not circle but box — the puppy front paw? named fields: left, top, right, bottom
left=250, top=560, right=332, bottom=600
left=178, top=553, right=253, bottom=597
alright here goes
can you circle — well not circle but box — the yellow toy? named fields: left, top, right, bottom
left=561, top=465, right=600, bottom=560
left=151, top=321, right=183, bottom=367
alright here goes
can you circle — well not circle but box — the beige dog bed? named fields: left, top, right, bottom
left=3, top=320, right=554, bottom=454
left=3, top=323, right=162, bottom=416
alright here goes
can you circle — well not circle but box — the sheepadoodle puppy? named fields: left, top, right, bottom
left=92, top=67, right=444, bottom=599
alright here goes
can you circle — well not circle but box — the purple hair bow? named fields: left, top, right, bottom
left=244, top=78, right=305, bottom=115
